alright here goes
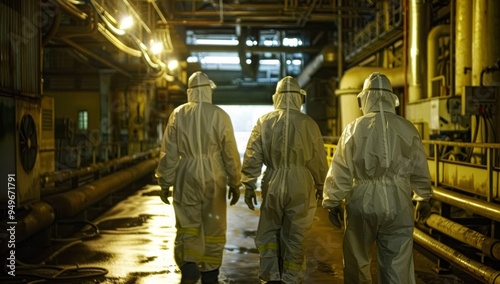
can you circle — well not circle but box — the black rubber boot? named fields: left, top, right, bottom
left=180, top=262, right=201, bottom=284
left=201, top=268, right=219, bottom=284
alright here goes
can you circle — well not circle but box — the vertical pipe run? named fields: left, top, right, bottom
left=455, top=0, right=472, bottom=96
left=407, top=0, right=428, bottom=102
left=472, top=0, right=500, bottom=86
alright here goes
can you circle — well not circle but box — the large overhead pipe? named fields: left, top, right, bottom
left=432, top=187, right=500, bottom=222
left=414, top=228, right=500, bottom=283
left=425, top=214, right=500, bottom=260
left=335, top=66, right=404, bottom=129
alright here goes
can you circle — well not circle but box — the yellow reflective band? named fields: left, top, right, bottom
left=283, top=260, right=304, bottom=272
left=177, top=227, right=200, bottom=236
left=205, top=235, right=226, bottom=243
left=184, top=248, right=204, bottom=260
left=257, top=242, right=278, bottom=251
left=202, top=255, right=223, bottom=264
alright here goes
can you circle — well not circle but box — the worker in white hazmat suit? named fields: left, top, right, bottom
left=242, top=76, right=328, bottom=284
left=322, top=72, right=432, bottom=284
left=155, top=71, right=242, bottom=284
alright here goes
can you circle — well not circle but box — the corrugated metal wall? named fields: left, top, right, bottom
left=0, top=0, right=41, bottom=96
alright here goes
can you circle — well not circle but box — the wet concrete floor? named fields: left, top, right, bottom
left=8, top=184, right=471, bottom=283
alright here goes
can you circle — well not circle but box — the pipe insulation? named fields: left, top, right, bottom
left=43, top=159, right=157, bottom=219
left=455, top=0, right=472, bottom=96
left=42, top=149, right=157, bottom=186
left=414, top=228, right=500, bottom=284
left=335, top=66, right=404, bottom=129
left=407, top=0, right=428, bottom=102
left=432, top=187, right=500, bottom=222
left=17, top=202, right=55, bottom=244
left=4, top=158, right=159, bottom=250
left=425, top=214, right=500, bottom=260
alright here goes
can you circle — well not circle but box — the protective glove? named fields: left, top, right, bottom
left=244, top=188, right=258, bottom=210
left=228, top=186, right=240, bottom=206
left=315, top=187, right=323, bottom=202
left=328, top=205, right=344, bottom=228
left=159, top=187, right=171, bottom=205
left=415, top=200, right=432, bottom=224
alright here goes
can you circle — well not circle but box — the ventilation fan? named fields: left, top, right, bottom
left=19, top=114, right=38, bottom=172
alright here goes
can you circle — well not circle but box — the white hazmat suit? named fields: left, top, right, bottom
left=242, top=76, right=328, bottom=283
left=155, top=72, right=241, bottom=283
left=322, top=72, right=432, bottom=284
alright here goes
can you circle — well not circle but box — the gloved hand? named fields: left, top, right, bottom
left=159, top=187, right=171, bottom=205
left=328, top=205, right=344, bottom=228
left=315, top=187, right=323, bottom=202
left=244, top=188, right=258, bottom=210
left=415, top=200, right=432, bottom=224
left=228, top=186, right=240, bottom=206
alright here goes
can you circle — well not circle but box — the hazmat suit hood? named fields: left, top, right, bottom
left=187, top=71, right=216, bottom=103
left=357, top=72, right=399, bottom=114
left=272, top=76, right=306, bottom=111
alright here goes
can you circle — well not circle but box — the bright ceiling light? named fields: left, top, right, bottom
left=195, top=39, right=239, bottom=46
left=187, top=56, right=199, bottom=63
left=150, top=40, right=163, bottom=54
left=263, top=40, right=279, bottom=47
left=119, top=15, right=134, bottom=30
left=168, top=60, right=178, bottom=70
left=283, top=38, right=302, bottom=47
left=260, top=59, right=280, bottom=65
left=201, top=56, right=240, bottom=64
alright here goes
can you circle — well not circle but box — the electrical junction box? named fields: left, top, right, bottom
left=429, top=97, right=470, bottom=132
left=463, top=86, right=499, bottom=116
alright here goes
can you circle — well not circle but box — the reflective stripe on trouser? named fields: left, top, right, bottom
left=255, top=180, right=316, bottom=283
left=343, top=201, right=415, bottom=284
left=173, top=189, right=227, bottom=272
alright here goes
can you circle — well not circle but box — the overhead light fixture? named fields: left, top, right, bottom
left=150, top=40, right=163, bottom=54
left=119, top=15, right=134, bottom=30
left=283, top=38, right=302, bottom=47
left=260, top=59, right=280, bottom=65
left=195, top=39, right=239, bottom=46
left=263, top=40, right=279, bottom=47
left=168, top=60, right=179, bottom=70
left=201, top=56, right=240, bottom=64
